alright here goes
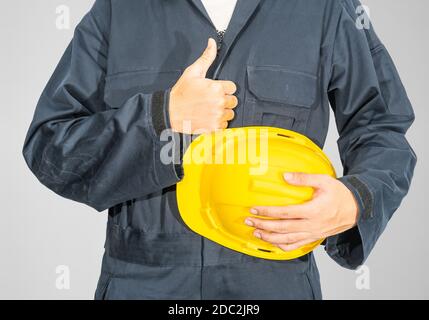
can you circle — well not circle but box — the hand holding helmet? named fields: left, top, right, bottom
left=176, top=127, right=356, bottom=260
left=246, top=172, right=359, bottom=252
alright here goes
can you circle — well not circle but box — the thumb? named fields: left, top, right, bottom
left=283, top=172, right=328, bottom=189
left=185, top=38, right=217, bottom=78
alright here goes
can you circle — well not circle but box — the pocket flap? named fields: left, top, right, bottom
left=247, top=66, right=317, bottom=108
left=106, top=69, right=182, bottom=90
left=104, top=69, right=182, bottom=108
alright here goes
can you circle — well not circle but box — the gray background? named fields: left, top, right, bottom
left=0, top=0, right=427, bottom=300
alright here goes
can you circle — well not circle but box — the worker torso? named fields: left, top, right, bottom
left=99, top=0, right=337, bottom=299
left=104, top=0, right=334, bottom=147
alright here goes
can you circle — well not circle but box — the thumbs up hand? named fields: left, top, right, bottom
left=169, top=38, right=238, bottom=134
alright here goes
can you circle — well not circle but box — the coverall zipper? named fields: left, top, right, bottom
left=216, top=30, right=226, bottom=51
left=213, top=30, right=226, bottom=79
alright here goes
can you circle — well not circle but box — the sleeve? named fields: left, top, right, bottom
left=324, top=0, right=417, bottom=269
left=22, top=0, right=183, bottom=212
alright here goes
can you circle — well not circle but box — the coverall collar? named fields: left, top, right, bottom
left=189, top=0, right=262, bottom=72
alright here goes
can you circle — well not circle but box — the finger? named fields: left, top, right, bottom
left=253, top=230, right=311, bottom=245
left=284, top=172, right=330, bottom=189
left=217, top=80, right=237, bottom=95
left=221, top=109, right=235, bottom=121
left=186, top=38, right=217, bottom=78
left=216, top=121, right=228, bottom=130
left=277, top=238, right=321, bottom=252
left=251, top=203, right=315, bottom=219
left=245, top=217, right=308, bottom=233
left=224, top=95, right=238, bottom=109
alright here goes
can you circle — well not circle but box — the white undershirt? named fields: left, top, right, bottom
left=201, top=0, right=238, bottom=31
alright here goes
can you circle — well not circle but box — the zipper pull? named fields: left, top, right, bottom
left=216, top=30, right=226, bottom=52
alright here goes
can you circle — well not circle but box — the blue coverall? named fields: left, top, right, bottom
left=23, top=0, right=416, bottom=299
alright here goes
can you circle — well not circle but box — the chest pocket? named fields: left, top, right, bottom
left=104, top=69, right=182, bottom=108
left=243, top=65, right=317, bottom=133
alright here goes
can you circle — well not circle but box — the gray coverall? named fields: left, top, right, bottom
left=23, top=0, right=416, bottom=299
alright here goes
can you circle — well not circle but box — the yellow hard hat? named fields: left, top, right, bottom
left=176, top=127, right=336, bottom=260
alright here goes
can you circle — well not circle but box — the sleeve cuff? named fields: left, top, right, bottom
left=324, top=175, right=377, bottom=269
left=174, top=134, right=185, bottom=179
left=151, top=89, right=185, bottom=181
left=338, top=175, right=374, bottom=219
left=151, top=89, right=171, bottom=136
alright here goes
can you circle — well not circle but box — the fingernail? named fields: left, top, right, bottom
left=250, top=208, right=258, bottom=215
left=208, top=38, right=214, bottom=49
left=245, top=219, right=254, bottom=227
left=284, top=173, right=293, bottom=181
left=254, top=231, right=262, bottom=239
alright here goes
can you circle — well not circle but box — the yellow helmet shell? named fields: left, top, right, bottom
left=176, top=127, right=336, bottom=260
